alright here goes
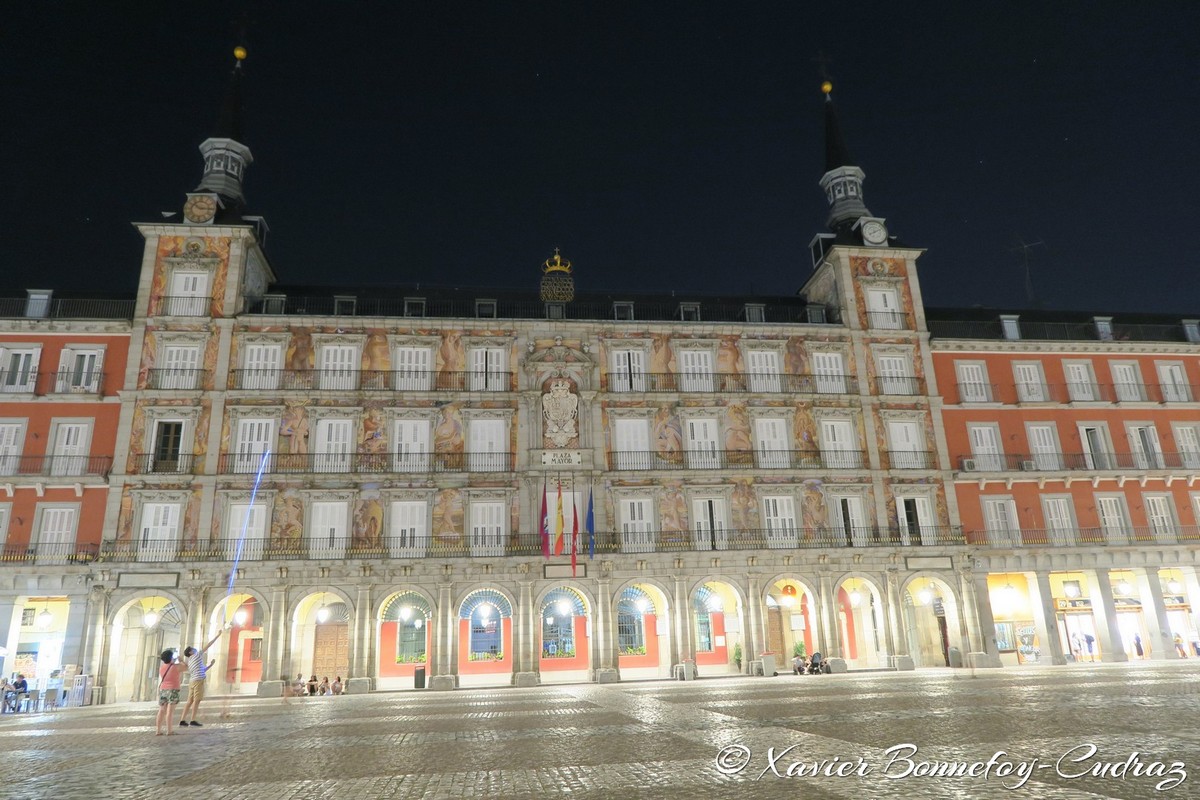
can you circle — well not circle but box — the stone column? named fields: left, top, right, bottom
left=90, top=589, right=115, bottom=702
left=1086, top=569, right=1128, bottom=663
left=1133, top=567, right=1173, bottom=661
left=746, top=574, right=764, bottom=673
left=1175, top=567, right=1200, bottom=652
left=80, top=586, right=110, bottom=681
left=62, top=594, right=90, bottom=680
left=429, top=582, right=457, bottom=690
left=818, top=573, right=840, bottom=658
left=1029, top=572, right=1066, bottom=665
left=256, top=585, right=288, bottom=697
left=0, top=600, right=18, bottom=681
left=964, top=572, right=1002, bottom=668
left=877, top=573, right=897, bottom=658
left=344, top=584, right=373, bottom=694
left=594, top=577, right=618, bottom=683
left=883, top=570, right=913, bottom=669
left=672, top=576, right=693, bottom=668
left=513, top=580, right=538, bottom=686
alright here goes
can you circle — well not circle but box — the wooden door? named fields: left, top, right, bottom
left=767, top=606, right=785, bottom=656
left=313, top=623, right=349, bottom=679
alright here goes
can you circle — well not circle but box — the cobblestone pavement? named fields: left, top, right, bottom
left=2, top=662, right=1198, bottom=799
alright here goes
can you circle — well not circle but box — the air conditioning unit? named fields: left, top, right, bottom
left=961, top=458, right=978, bottom=472
left=1021, top=460, right=1038, bottom=471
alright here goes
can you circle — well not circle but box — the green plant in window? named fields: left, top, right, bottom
left=622, top=645, right=647, bottom=656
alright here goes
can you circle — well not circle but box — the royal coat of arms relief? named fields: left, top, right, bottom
left=542, top=378, right=579, bottom=448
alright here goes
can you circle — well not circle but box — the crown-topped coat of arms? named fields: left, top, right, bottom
left=542, top=378, right=579, bottom=448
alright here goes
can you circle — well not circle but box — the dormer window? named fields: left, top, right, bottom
left=333, top=296, right=357, bottom=316
left=678, top=303, right=701, bottom=322
left=806, top=305, right=827, bottom=324
left=1000, top=315, right=1021, bottom=341
left=261, top=294, right=286, bottom=314
left=25, top=290, right=52, bottom=319
left=613, top=302, right=634, bottom=321
left=404, top=297, right=426, bottom=317
left=476, top=299, right=497, bottom=319
left=546, top=303, right=565, bottom=320
left=1184, top=320, right=1200, bottom=344
left=743, top=304, right=765, bottom=323
left=1094, top=316, right=1114, bottom=341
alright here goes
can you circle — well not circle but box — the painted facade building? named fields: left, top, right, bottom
left=1, top=66, right=1197, bottom=703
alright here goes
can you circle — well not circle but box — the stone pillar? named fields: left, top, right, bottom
left=344, top=584, right=373, bottom=694
left=746, top=574, right=764, bottom=672
left=81, top=586, right=110, bottom=681
left=1086, top=569, right=1128, bottom=663
left=672, top=576, right=693, bottom=666
left=884, top=570, right=908, bottom=660
left=1029, top=572, right=1066, bottom=665
left=62, top=593, right=90, bottom=680
left=877, top=573, right=898, bottom=660
left=1133, top=568, right=1173, bottom=661
left=593, top=578, right=618, bottom=683
left=91, top=589, right=115, bottom=702
left=818, top=573, right=840, bottom=658
left=429, top=582, right=457, bottom=690
left=257, top=585, right=289, bottom=697
left=513, top=580, right=538, bottom=686
left=1175, top=567, right=1200, bottom=651
left=0, top=599, right=18, bottom=680
left=964, top=572, right=1002, bottom=668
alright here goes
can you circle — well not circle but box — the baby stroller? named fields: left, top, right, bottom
left=806, top=652, right=824, bottom=675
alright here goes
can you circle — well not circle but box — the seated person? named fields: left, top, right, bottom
left=792, top=654, right=805, bottom=674
left=1, top=679, right=15, bottom=712
left=11, top=675, right=28, bottom=710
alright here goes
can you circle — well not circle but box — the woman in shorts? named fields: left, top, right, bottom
left=156, top=649, right=183, bottom=735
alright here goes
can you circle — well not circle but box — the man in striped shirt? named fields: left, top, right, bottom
left=179, top=629, right=222, bottom=727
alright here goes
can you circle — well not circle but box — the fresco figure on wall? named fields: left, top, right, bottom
left=286, top=330, right=314, bottom=373
left=434, top=405, right=464, bottom=456
left=724, top=404, right=751, bottom=456
left=438, top=331, right=465, bottom=373
left=652, top=406, right=682, bottom=464
left=353, top=496, right=384, bottom=549
left=432, top=490, right=464, bottom=543
left=803, top=481, right=827, bottom=528
left=272, top=491, right=304, bottom=548
left=280, top=403, right=310, bottom=456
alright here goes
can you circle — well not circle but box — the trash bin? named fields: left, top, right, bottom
left=414, top=667, right=426, bottom=689
left=759, top=653, right=777, bottom=677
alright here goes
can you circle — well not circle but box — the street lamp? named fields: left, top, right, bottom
left=234, top=608, right=249, bottom=627
left=36, top=606, right=54, bottom=629
left=635, top=598, right=650, bottom=614
left=316, top=593, right=330, bottom=624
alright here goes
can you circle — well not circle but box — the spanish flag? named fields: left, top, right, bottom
left=540, top=479, right=550, bottom=559
left=554, top=481, right=565, bottom=555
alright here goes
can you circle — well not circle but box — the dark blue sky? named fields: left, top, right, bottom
left=5, top=2, right=1198, bottom=312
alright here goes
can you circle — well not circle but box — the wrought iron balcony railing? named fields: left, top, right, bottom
left=883, top=450, right=936, bottom=469
left=91, top=525, right=965, bottom=564
left=967, top=525, right=1200, bottom=548
left=154, top=295, right=211, bottom=317
left=605, top=372, right=859, bottom=395
left=958, top=451, right=1200, bottom=473
left=0, top=455, right=112, bottom=478
left=607, top=449, right=866, bottom=470
left=146, top=368, right=210, bottom=390
left=0, top=297, right=134, bottom=320
left=0, top=542, right=99, bottom=564
left=0, top=370, right=108, bottom=396
left=866, top=311, right=911, bottom=330
left=872, top=376, right=926, bottom=396
left=130, top=453, right=198, bottom=475
left=216, top=451, right=517, bottom=474
left=228, top=369, right=515, bottom=392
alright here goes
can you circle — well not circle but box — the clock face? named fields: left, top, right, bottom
left=861, top=220, right=887, bottom=245
left=183, top=194, right=218, bottom=224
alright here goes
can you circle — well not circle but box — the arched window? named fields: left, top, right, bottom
left=382, top=592, right=431, bottom=664
left=460, top=590, right=511, bottom=661
left=617, top=587, right=655, bottom=654
left=693, top=584, right=723, bottom=653
left=541, top=588, right=584, bottom=658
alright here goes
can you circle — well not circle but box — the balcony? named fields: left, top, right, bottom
left=606, top=372, right=859, bottom=395
left=866, top=311, right=910, bottom=330
left=884, top=450, right=936, bottom=470
left=147, top=368, right=210, bottom=390
left=216, top=451, right=517, bottom=475
left=0, top=455, right=112, bottom=478
left=154, top=295, right=211, bottom=317
left=872, top=376, right=926, bottom=396
left=957, top=451, right=1200, bottom=473
left=608, top=449, right=866, bottom=471
left=91, top=524, right=965, bottom=564
left=130, top=453, right=198, bottom=475
left=228, top=369, right=515, bottom=392
left=0, top=370, right=108, bottom=396
left=0, top=542, right=99, bottom=564
left=928, top=318, right=1191, bottom=343
left=967, top=525, right=1200, bottom=548
left=955, top=382, right=998, bottom=403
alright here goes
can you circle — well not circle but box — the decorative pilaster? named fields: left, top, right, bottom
left=429, top=582, right=457, bottom=690
left=1029, top=572, right=1066, bottom=665
left=256, top=585, right=288, bottom=697
left=593, top=578, right=618, bottom=683
left=1132, top=568, right=1172, bottom=661
left=818, top=573, right=839, bottom=658
left=513, top=580, right=538, bottom=687
left=1086, top=569, right=1128, bottom=663
left=964, top=572, right=1002, bottom=668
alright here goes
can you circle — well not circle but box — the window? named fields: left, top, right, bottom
left=1143, top=495, right=1177, bottom=541
left=318, top=344, right=358, bottom=391
left=865, top=287, right=903, bottom=329
left=613, top=302, right=634, bottom=321
left=226, top=502, right=266, bottom=561
left=613, top=418, right=651, bottom=470
left=49, top=421, right=89, bottom=476
left=392, top=346, right=433, bottom=391
left=37, top=506, right=78, bottom=564
left=1042, top=497, right=1076, bottom=546
left=234, top=418, right=276, bottom=474
left=159, top=345, right=201, bottom=390
left=955, top=362, right=991, bottom=403
left=468, top=347, right=508, bottom=391
left=1013, top=362, right=1046, bottom=402
left=1111, top=362, right=1145, bottom=402
left=830, top=495, right=868, bottom=546
left=333, top=296, right=357, bottom=315
left=542, top=600, right=576, bottom=658
left=1027, top=423, right=1061, bottom=470
left=692, top=497, right=728, bottom=551
left=812, top=352, right=847, bottom=394
left=754, top=417, right=791, bottom=469
left=241, top=343, right=282, bottom=390
left=1184, top=320, right=1200, bottom=344
left=1157, top=363, right=1191, bottom=403
left=967, top=424, right=1004, bottom=471
left=1173, top=424, right=1200, bottom=469
left=981, top=497, right=1019, bottom=546
left=609, top=348, right=647, bottom=393
left=876, top=355, right=912, bottom=395
left=678, top=350, right=714, bottom=392
left=309, top=501, right=348, bottom=559
left=468, top=601, right=503, bottom=661
left=1000, top=315, right=1021, bottom=341
left=25, top=290, right=52, bottom=318
left=57, top=348, right=103, bottom=393
left=394, top=418, right=432, bottom=472
left=619, top=497, right=654, bottom=553
left=249, top=639, right=263, bottom=662
left=819, top=419, right=859, bottom=468
left=475, top=299, right=497, bottom=319
left=396, top=610, right=427, bottom=662
left=1078, top=424, right=1110, bottom=470
left=152, top=420, right=185, bottom=473
left=806, top=305, right=827, bottom=324
left=168, top=271, right=209, bottom=316
left=743, top=304, right=765, bottom=323
left=261, top=294, right=287, bottom=314
left=684, top=418, right=720, bottom=469
left=746, top=350, right=781, bottom=393
left=1065, top=362, right=1098, bottom=402
left=897, top=496, right=935, bottom=545
left=887, top=420, right=925, bottom=469
left=0, top=422, right=23, bottom=476
left=469, top=500, right=505, bottom=557
left=314, top=418, right=354, bottom=473
left=389, top=500, right=428, bottom=558
left=0, top=505, right=10, bottom=554
left=467, top=418, right=508, bottom=471
left=1, top=348, right=39, bottom=393
left=678, top=302, right=701, bottom=322
left=1096, top=496, right=1131, bottom=543
left=616, top=592, right=649, bottom=653
left=403, top=297, right=426, bottom=317
left=139, top=503, right=180, bottom=562
left=761, top=495, right=798, bottom=549
left=1127, top=424, right=1163, bottom=469
left=545, top=303, right=565, bottom=319
left=1094, top=317, right=1114, bottom=341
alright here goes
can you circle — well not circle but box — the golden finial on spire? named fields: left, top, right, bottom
left=539, top=247, right=575, bottom=302
left=821, top=80, right=833, bottom=96
left=234, top=45, right=248, bottom=61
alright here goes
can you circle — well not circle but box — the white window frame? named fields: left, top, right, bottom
left=308, top=499, right=349, bottom=559
left=876, top=354, right=913, bottom=395
left=138, top=501, right=181, bottom=562
left=1142, top=494, right=1178, bottom=542
left=468, top=498, right=506, bottom=557
left=0, top=419, right=27, bottom=477
left=0, top=346, right=40, bottom=393
left=240, top=341, right=284, bottom=390
left=1172, top=423, right=1200, bottom=469
left=745, top=348, right=782, bottom=393
left=865, top=286, right=903, bottom=329
left=811, top=350, right=848, bottom=395
left=896, top=492, right=937, bottom=545
left=829, top=492, right=869, bottom=547
left=981, top=497, right=1020, bottom=547
left=613, top=416, right=652, bottom=470
left=34, top=503, right=79, bottom=565
left=818, top=417, right=860, bottom=469
left=466, top=413, right=510, bottom=472
left=0, top=503, right=10, bottom=553
left=1041, top=496, right=1077, bottom=546
left=1012, top=361, right=1047, bottom=403
left=753, top=416, right=791, bottom=469
left=317, top=342, right=360, bottom=391
left=617, top=494, right=655, bottom=554
left=233, top=416, right=278, bottom=474
left=313, top=417, right=355, bottom=473
left=393, top=416, right=433, bottom=473
left=1025, top=422, right=1062, bottom=470
left=683, top=415, right=721, bottom=469
left=1156, top=362, right=1192, bottom=403
left=1064, top=361, right=1099, bottom=402
left=760, top=494, right=798, bottom=549
left=167, top=270, right=210, bottom=316
left=467, top=345, right=508, bottom=392
left=1110, top=361, right=1146, bottom=402
left=392, top=344, right=434, bottom=391
left=1126, top=422, right=1163, bottom=469
left=955, top=361, right=991, bottom=403
left=1096, top=494, right=1132, bottom=544
left=56, top=346, right=105, bottom=393
left=964, top=423, right=1003, bottom=472
left=886, top=419, right=925, bottom=469
left=48, top=419, right=93, bottom=477
left=158, top=344, right=203, bottom=390
left=225, top=497, right=268, bottom=561
left=388, top=499, right=430, bottom=558
left=1078, top=423, right=1112, bottom=470
left=609, top=346, right=648, bottom=393
left=690, top=495, right=729, bottom=551
left=676, top=347, right=716, bottom=393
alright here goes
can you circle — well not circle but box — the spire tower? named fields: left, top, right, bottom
left=818, top=81, right=872, bottom=233
left=183, top=45, right=254, bottom=224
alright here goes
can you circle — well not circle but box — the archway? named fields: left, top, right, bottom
left=765, top=578, right=818, bottom=671
left=538, top=586, right=589, bottom=684
left=205, top=592, right=266, bottom=693
left=288, top=592, right=351, bottom=689
left=108, top=594, right=184, bottom=702
left=377, top=591, right=433, bottom=690
left=837, top=577, right=885, bottom=669
left=615, top=583, right=671, bottom=679
left=902, top=576, right=965, bottom=668
left=692, top=581, right=741, bottom=675
left=457, top=588, right=513, bottom=687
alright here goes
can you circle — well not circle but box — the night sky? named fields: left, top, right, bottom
left=5, top=3, right=1199, bottom=313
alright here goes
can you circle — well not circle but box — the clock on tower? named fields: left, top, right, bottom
left=183, top=193, right=219, bottom=224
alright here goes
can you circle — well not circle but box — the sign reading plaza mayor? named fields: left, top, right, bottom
left=541, top=450, right=583, bottom=466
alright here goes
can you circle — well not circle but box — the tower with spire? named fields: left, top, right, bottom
left=816, top=81, right=890, bottom=247
left=182, top=46, right=254, bottom=225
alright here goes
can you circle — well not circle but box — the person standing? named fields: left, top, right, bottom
left=179, top=629, right=222, bottom=727
left=1175, top=633, right=1188, bottom=658
left=156, top=650, right=183, bottom=735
